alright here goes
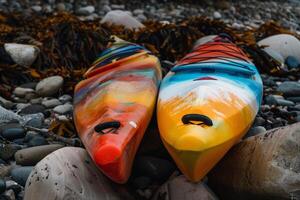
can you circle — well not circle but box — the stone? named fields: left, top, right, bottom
left=31, top=5, right=42, bottom=12
left=56, top=3, right=65, bottom=12
left=28, top=136, right=48, bottom=147
left=276, top=99, right=295, bottom=107
left=0, top=96, right=13, bottom=109
left=152, top=175, right=218, bottom=200
left=277, top=81, right=300, bottom=97
left=35, top=76, right=63, bottom=97
left=24, top=147, right=121, bottom=200
left=53, top=103, right=73, bottom=114
left=245, top=126, right=266, bottom=138
left=193, top=35, right=217, bottom=49
left=4, top=189, right=15, bottom=200
left=209, top=123, right=300, bottom=199
left=0, top=123, right=25, bottom=140
left=285, top=56, right=300, bottom=69
left=15, top=144, right=64, bottom=166
left=287, top=97, right=300, bottom=103
left=42, top=98, right=61, bottom=108
left=258, top=34, right=300, bottom=61
left=77, top=5, right=95, bottom=16
left=101, top=10, right=144, bottom=30
left=133, top=156, right=175, bottom=182
left=0, top=105, right=21, bottom=124
left=11, top=166, right=33, bottom=186
left=20, top=104, right=45, bottom=115
left=0, top=165, right=12, bottom=178
left=58, top=94, right=72, bottom=103
left=0, top=144, right=20, bottom=161
left=0, top=179, right=6, bottom=193
left=262, top=48, right=285, bottom=64
left=133, top=176, right=151, bottom=189
left=213, top=11, right=222, bottom=19
left=13, top=87, right=35, bottom=98
left=21, top=113, right=44, bottom=128
left=4, top=43, right=39, bottom=66
left=29, top=97, right=43, bottom=104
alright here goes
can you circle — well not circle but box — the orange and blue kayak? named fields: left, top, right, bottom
left=74, top=39, right=162, bottom=183
left=157, top=35, right=263, bottom=182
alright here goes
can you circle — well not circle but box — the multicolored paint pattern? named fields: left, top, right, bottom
left=157, top=35, right=263, bottom=182
left=74, top=40, right=162, bottom=183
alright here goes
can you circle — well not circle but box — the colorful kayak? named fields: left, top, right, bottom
left=157, top=35, right=263, bottom=182
left=74, top=39, right=162, bottom=183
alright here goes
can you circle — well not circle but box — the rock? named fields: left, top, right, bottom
left=24, top=147, right=121, bottom=200
left=20, top=104, right=45, bottom=115
left=0, top=105, right=21, bottom=124
left=0, top=165, right=12, bottom=178
left=11, top=166, right=33, bottom=186
left=285, top=56, right=300, bottom=69
left=245, top=126, right=266, bottom=138
left=277, top=81, right=300, bottom=97
left=24, top=131, right=39, bottom=142
left=4, top=189, right=15, bottom=200
left=15, top=144, right=64, bottom=166
left=22, top=113, right=44, bottom=128
left=58, top=94, right=72, bottom=103
left=77, top=5, right=95, bottom=15
left=261, top=48, right=285, bottom=64
left=133, top=156, right=175, bottom=182
left=276, top=99, right=295, bottom=106
left=136, top=14, right=147, bottom=22
left=193, top=35, right=217, bottom=49
left=0, top=144, right=20, bottom=161
left=287, top=97, right=300, bottom=103
left=133, top=176, right=152, bottom=189
left=0, top=96, right=13, bottom=109
left=265, top=94, right=284, bottom=105
left=41, top=99, right=61, bottom=108
left=258, top=34, right=300, bottom=61
left=4, top=43, right=39, bottom=66
left=56, top=3, right=65, bottom=12
left=0, top=179, right=6, bottom=193
left=27, top=136, right=48, bottom=147
left=13, top=87, right=35, bottom=98
left=133, top=9, right=144, bottom=15
left=18, top=82, right=37, bottom=90
left=101, top=10, right=144, bottom=30
left=35, top=76, right=63, bottom=97
left=209, top=123, right=300, bottom=199
left=152, top=175, right=218, bottom=200
left=213, top=11, right=222, bottom=19
left=31, top=5, right=42, bottom=12
left=29, top=97, right=43, bottom=104
left=0, top=123, right=25, bottom=140
left=53, top=103, right=73, bottom=114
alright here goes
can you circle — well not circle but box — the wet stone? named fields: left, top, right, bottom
left=58, top=94, right=72, bottom=104
left=277, top=81, right=300, bottom=97
left=0, top=123, right=25, bottom=140
left=27, top=136, right=48, bottom=147
left=11, top=166, right=33, bottom=187
left=285, top=56, right=300, bottom=69
left=19, top=104, right=45, bottom=115
left=133, top=156, right=175, bottom=182
left=132, top=176, right=152, bottom=189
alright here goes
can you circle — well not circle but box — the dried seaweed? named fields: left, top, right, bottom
left=0, top=12, right=299, bottom=96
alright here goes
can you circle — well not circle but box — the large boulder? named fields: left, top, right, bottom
left=24, top=147, right=121, bottom=200
left=209, top=123, right=300, bottom=200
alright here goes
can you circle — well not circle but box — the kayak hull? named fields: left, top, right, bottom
left=74, top=41, right=161, bottom=183
left=157, top=36, right=263, bottom=182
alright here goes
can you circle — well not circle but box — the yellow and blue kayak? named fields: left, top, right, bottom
left=157, top=35, right=263, bottom=182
